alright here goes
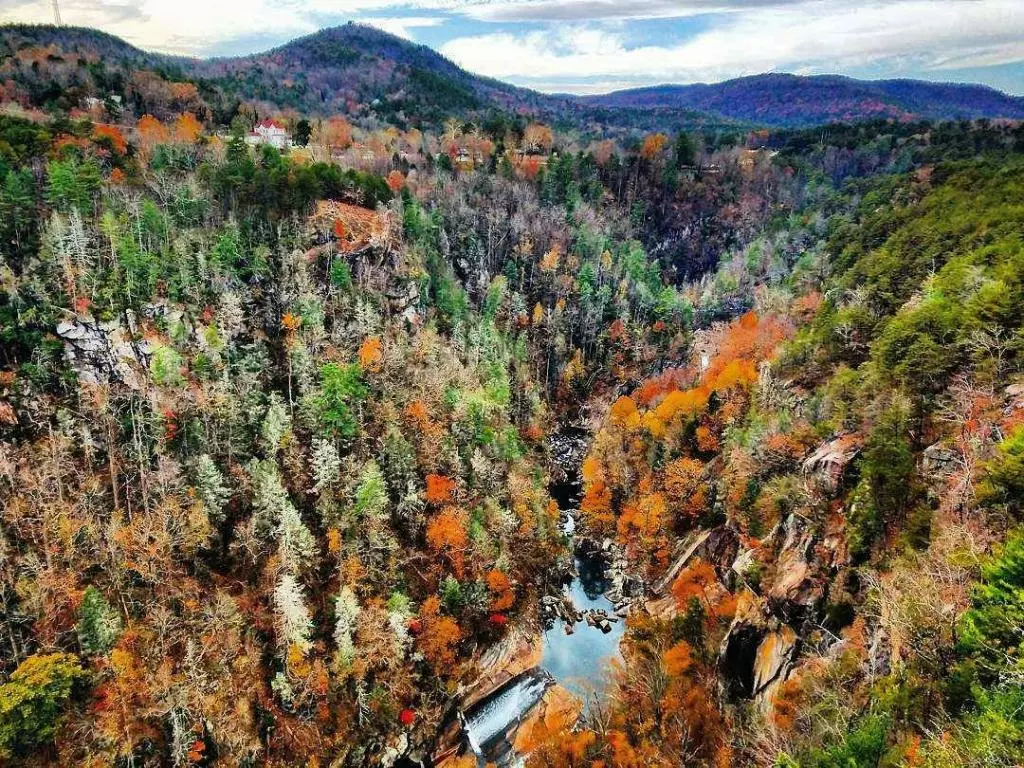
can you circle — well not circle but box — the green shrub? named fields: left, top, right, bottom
left=979, top=425, right=1024, bottom=515
left=849, top=402, right=916, bottom=556
left=958, top=527, right=1024, bottom=680
left=46, top=157, right=101, bottom=213
left=150, top=344, right=185, bottom=386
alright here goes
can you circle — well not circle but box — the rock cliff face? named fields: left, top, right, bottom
left=751, top=625, right=799, bottom=706
left=802, top=434, right=862, bottom=493
left=718, top=590, right=800, bottom=704
left=56, top=314, right=151, bottom=388
left=767, top=515, right=825, bottom=624
left=712, top=503, right=852, bottom=707
left=460, top=629, right=544, bottom=711
left=652, top=525, right=741, bottom=597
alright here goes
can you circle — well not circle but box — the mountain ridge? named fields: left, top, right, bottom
left=579, top=72, right=1024, bottom=126
left=3, top=22, right=1023, bottom=129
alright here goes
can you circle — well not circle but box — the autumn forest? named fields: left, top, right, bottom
left=0, top=20, right=1023, bottom=768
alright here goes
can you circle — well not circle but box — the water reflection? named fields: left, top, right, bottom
left=540, top=507, right=625, bottom=703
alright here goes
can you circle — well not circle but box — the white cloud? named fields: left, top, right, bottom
left=440, top=0, right=1024, bottom=90
left=457, top=0, right=804, bottom=22
left=357, top=16, right=445, bottom=40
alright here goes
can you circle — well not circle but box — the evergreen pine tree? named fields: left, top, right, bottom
left=77, top=586, right=121, bottom=655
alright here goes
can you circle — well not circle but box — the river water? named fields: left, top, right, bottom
left=461, top=430, right=624, bottom=765
left=539, top=495, right=625, bottom=703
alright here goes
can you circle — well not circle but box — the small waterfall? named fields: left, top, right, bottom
left=462, top=670, right=552, bottom=762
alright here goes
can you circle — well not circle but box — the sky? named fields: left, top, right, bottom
left=3, top=0, right=1024, bottom=95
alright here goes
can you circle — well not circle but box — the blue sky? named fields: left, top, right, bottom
left=4, top=1, right=1023, bottom=94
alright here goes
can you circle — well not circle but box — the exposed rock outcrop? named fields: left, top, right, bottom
left=548, top=427, right=590, bottom=482
left=719, top=591, right=769, bottom=699
left=652, top=524, right=740, bottom=596
left=922, top=442, right=960, bottom=499
left=752, top=625, right=798, bottom=707
left=802, top=433, right=861, bottom=493
left=56, top=314, right=151, bottom=388
left=460, top=629, right=544, bottom=711
left=719, top=590, right=800, bottom=703
left=574, top=536, right=643, bottom=604
left=766, top=514, right=825, bottom=624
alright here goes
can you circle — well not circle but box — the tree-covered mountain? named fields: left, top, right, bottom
left=580, top=73, right=1024, bottom=127
left=4, top=24, right=1024, bottom=133
left=1, top=22, right=734, bottom=135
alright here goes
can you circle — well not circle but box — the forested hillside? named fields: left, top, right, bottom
left=1, top=21, right=1023, bottom=768
left=5, top=24, right=1024, bottom=135
left=0, top=23, right=735, bottom=136
left=582, top=74, right=1024, bottom=127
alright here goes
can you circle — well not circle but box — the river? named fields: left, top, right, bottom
left=539, top=478, right=625, bottom=703
left=460, top=428, right=625, bottom=765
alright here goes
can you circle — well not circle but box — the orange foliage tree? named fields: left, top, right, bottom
left=662, top=457, right=706, bottom=521
left=671, top=559, right=719, bottom=613
left=93, top=124, right=127, bottom=155
left=486, top=570, right=515, bottom=611
left=522, top=123, right=554, bottom=153
left=386, top=170, right=406, bottom=194
left=358, top=336, right=383, bottom=373
left=617, top=491, right=668, bottom=570
left=136, top=114, right=167, bottom=149
left=609, top=395, right=641, bottom=430
left=173, top=112, right=202, bottom=142
left=641, top=132, right=669, bottom=160
left=424, top=474, right=456, bottom=505
left=416, top=595, right=461, bottom=671
left=425, top=506, right=468, bottom=576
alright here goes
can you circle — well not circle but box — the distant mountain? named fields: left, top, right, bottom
left=1, top=23, right=747, bottom=135
left=578, top=73, right=1024, bottom=127
left=3, top=24, right=1022, bottom=132
left=193, top=24, right=566, bottom=125
left=1, top=23, right=633, bottom=131
left=0, top=23, right=545, bottom=124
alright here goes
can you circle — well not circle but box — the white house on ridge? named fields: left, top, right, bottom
left=246, top=119, right=290, bottom=149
